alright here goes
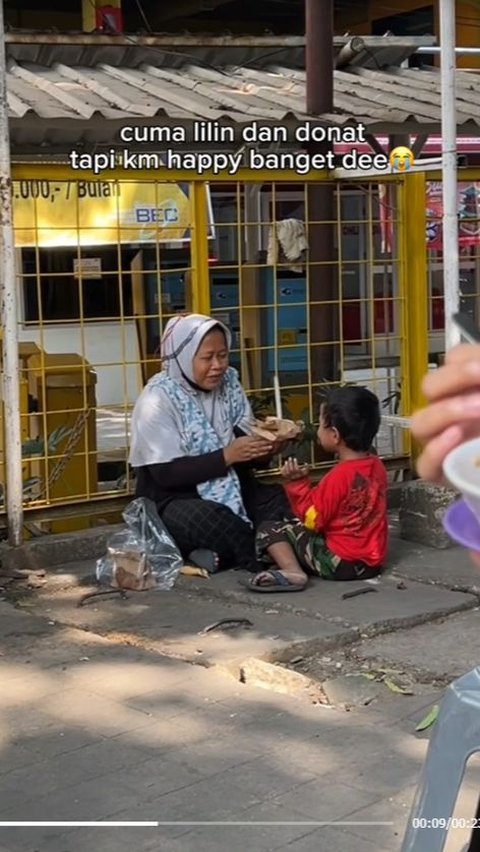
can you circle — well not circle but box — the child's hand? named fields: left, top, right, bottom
left=282, top=457, right=311, bottom=481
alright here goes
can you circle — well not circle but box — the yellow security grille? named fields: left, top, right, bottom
left=1, top=167, right=424, bottom=522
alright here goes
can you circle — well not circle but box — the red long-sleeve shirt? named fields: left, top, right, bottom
left=285, top=456, right=388, bottom=567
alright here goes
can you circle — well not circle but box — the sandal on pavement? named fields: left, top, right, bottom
left=246, top=568, right=307, bottom=593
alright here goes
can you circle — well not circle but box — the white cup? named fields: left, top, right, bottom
left=443, top=436, right=480, bottom=524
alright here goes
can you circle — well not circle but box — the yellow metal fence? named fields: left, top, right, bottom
left=0, top=167, right=429, bottom=529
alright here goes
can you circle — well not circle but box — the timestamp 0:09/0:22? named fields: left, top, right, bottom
left=412, top=817, right=480, bottom=830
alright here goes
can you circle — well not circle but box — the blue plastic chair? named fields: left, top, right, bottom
left=402, top=667, right=480, bottom=851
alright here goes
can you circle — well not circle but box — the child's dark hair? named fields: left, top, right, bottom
left=321, top=386, right=381, bottom=452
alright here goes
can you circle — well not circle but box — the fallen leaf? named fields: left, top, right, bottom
left=378, top=667, right=406, bottom=676
left=384, top=678, right=414, bottom=695
left=416, top=705, right=440, bottom=732
left=362, top=673, right=379, bottom=681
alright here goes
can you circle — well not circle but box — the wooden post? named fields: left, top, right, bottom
left=306, top=0, right=337, bottom=389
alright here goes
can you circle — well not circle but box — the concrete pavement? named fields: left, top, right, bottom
left=0, top=604, right=428, bottom=852
left=0, top=532, right=479, bottom=851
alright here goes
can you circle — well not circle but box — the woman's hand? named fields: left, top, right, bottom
left=281, top=457, right=311, bottom=481
left=223, top=436, right=273, bottom=466
left=412, top=344, right=480, bottom=483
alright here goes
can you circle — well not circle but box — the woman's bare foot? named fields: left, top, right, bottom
left=188, top=549, right=220, bottom=574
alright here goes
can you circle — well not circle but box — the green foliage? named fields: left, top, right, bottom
left=47, top=426, right=72, bottom=453
left=21, top=426, right=72, bottom=458
left=21, top=438, right=44, bottom=456
left=248, top=392, right=278, bottom=419
left=416, top=705, right=439, bottom=732
left=0, top=426, right=74, bottom=505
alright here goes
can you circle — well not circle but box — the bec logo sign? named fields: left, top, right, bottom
left=135, top=205, right=179, bottom=225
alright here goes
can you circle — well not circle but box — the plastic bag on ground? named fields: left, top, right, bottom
left=96, top=497, right=183, bottom=591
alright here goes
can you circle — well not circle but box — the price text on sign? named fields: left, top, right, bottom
left=11, top=180, right=198, bottom=247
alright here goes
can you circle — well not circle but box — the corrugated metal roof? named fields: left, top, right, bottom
left=6, top=60, right=480, bottom=153
left=8, top=60, right=480, bottom=125
left=4, top=34, right=436, bottom=72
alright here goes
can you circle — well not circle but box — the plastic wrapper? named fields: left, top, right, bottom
left=96, top=497, right=183, bottom=591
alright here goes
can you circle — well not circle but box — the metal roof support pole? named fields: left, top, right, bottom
left=306, top=0, right=338, bottom=398
left=440, top=0, right=460, bottom=350
left=82, top=0, right=96, bottom=32
left=0, top=0, right=23, bottom=545
left=412, top=134, right=429, bottom=158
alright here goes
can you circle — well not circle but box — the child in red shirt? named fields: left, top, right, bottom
left=249, top=386, right=388, bottom=592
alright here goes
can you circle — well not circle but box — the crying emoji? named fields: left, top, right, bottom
left=389, top=146, right=414, bottom=173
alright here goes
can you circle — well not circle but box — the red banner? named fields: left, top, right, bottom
left=378, top=183, right=393, bottom=254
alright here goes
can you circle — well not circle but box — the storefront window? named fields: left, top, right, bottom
left=426, top=181, right=480, bottom=352
left=21, top=247, right=134, bottom=323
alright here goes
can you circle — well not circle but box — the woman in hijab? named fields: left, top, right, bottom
left=129, top=313, right=293, bottom=573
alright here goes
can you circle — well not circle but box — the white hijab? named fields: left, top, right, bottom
left=129, top=313, right=254, bottom=467
left=161, top=313, right=231, bottom=408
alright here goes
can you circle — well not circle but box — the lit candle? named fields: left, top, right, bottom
left=273, top=374, right=282, bottom=420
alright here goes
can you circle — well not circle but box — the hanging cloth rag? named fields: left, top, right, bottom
left=267, top=218, right=308, bottom=272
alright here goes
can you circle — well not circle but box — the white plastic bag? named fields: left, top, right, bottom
left=96, top=497, right=183, bottom=591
